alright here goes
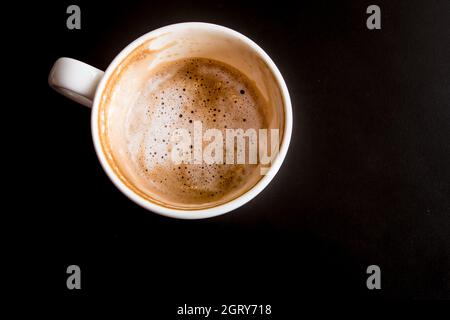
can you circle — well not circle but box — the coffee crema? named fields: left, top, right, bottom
left=99, top=48, right=279, bottom=209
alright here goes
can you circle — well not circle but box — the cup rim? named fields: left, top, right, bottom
left=91, top=22, right=292, bottom=219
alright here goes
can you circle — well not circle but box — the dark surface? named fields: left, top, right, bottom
left=15, top=0, right=450, bottom=308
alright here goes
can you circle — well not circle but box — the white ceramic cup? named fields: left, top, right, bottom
left=48, top=22, right=292, bottom=219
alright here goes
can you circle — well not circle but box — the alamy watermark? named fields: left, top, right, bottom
left=366, top=5, right=381, bottom=30
left=169, top=121, right=279, bottom=175
left=66, top=5, right=81, bottom=30
left=66, top=265, right=81, bottom=290
left=366, top=265, right=381, bottom=290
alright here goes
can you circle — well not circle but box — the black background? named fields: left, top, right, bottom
left=13, top=0, right=450, bottom=309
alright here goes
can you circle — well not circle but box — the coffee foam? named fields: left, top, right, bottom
left=100, top=51, right=278, bottom=209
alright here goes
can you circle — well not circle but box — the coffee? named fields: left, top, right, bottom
left=99, top=50, right=278, bottom=209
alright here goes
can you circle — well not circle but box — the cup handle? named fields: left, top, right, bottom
left=48, top=57, right=105, bottom=108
